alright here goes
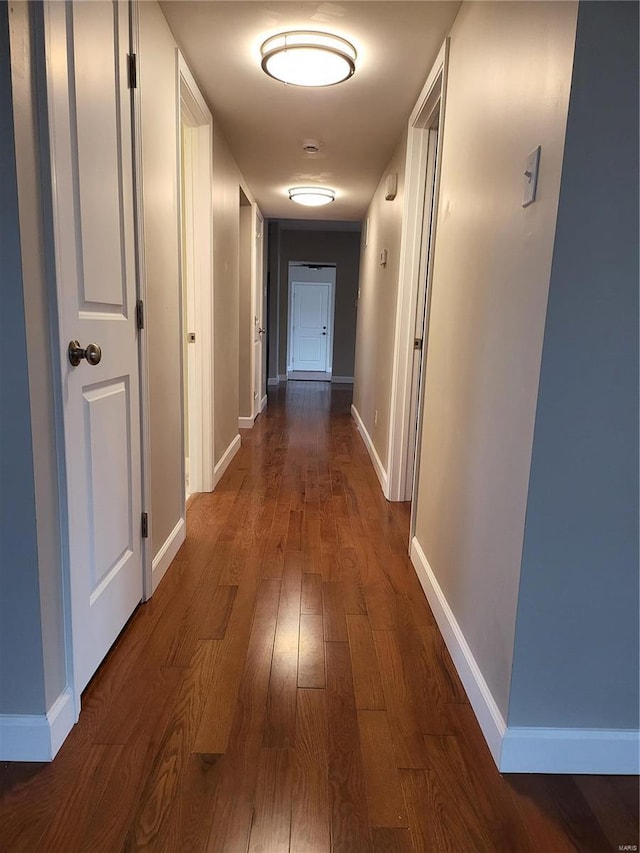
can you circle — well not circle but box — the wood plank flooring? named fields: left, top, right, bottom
left=1, top=382, right=638, bottom=852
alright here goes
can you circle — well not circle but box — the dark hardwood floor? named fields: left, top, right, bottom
left=1, top=382, right=638, bottom=852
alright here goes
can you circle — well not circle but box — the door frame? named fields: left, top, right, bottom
left=177, top=52, right=214, bottom=497
left=386, top=39, right=449, bottom=503
left=130, top=1, right=153, bottom=598
left=286, top=263, right=336, bottom=376
left=252, top=209, right=266, bottom=416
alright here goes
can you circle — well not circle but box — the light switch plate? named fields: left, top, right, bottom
left=522, top=146, right=541, bottom=207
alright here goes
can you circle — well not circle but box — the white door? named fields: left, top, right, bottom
left=254, top=214, right=265, bottom=414
left=291, top=283, right=330, bottom=372
left=45, top=0, right=143, bottom=694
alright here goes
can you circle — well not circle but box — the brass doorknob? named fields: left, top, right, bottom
left=68, top=340, right=102, bottom=367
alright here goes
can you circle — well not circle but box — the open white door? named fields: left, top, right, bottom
left=44, top=0, right=143, bottom=695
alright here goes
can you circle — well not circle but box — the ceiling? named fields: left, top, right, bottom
left=159, top=1, right=461, bottom=221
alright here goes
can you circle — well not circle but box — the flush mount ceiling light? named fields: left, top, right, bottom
left=261, top=31, right=356, bottom=87
left=288, top=186, right=336, bottom=206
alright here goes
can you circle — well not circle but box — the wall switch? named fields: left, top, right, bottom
left=379, top=248, right=388, bottom=267
left=522, top=146, right=541, bottom=207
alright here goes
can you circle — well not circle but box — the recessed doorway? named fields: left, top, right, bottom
left=287, top=262, right=336, bottom=380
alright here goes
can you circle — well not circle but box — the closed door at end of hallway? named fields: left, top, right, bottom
left=291, top=282, right=330, bottom=372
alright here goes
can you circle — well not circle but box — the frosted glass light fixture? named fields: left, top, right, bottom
left=261, top=31, right=356, bottom=87
left=288, top=186, right=336, bottom=206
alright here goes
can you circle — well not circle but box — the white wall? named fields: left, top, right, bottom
left=411, top=0, right=579, bottom=719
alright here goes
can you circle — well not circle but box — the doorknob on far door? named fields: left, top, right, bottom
left=68, top=340, right=102, bottom=367
left=322, top=331, right=327, bottom=335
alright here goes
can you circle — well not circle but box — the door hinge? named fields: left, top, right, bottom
left=141, top=512, right=149, bottom=539
left=136, top=299, right=144, bottom=330
left=128, top=54, right=137, bottom=89
left=414, top=338, right=423, bottom=351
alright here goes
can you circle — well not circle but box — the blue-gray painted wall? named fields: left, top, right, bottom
left=0, top=2, right=47, bottom=715
left=509, top=1, right=639, bottom=729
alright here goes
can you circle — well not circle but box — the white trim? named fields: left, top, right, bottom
left=213, top=434, right=241, bottom=487
left=278, top=374, right=287, bottom=382
left=268, top=377, right=280, bottom=386
left=260, top=394, right=268, bottom=411
left=252, top=208, right=265, bottom=420
left=0, top=687, right=75, bottom=762
left=351, top=404, right=389, bottom=496
left=178, top=53, right=214, bottom=497
left=409, top=537, right=640, bottom=774
left=130, top=3, right=154, bottom=601
left=151, top=517, right=186, bottom=592
left=501, top=727, right=640, bottom=775
left=387, top=40, right=449, bottom=502
left=331, top=375, right=354, bottom=384
left=239, top=416, right=255, bottom=429
left=409, top=536, right=506, bottom=765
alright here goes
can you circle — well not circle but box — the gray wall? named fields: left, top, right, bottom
left=353, top=132, right=407, bottom=467
left=508, top=1, right=639, bottom=729
left=267, top=222, right=281, bottom=382
left=139, top=1, right=185, bottom=560
left=1, top=1, right=67, bottom=715
left=273, top=226, right=361, bottom=379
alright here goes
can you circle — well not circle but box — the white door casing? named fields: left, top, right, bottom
left=253, top=211, right=265, bottom=416
left=387, top=40, right=449, bottom=505
left=178, top=54, right=214, bottom=496
left=44, top=0, right=143, bottom=697
left=291, top=283, right=330, bottom=372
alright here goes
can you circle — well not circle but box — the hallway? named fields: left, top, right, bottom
left=0, top=383, right=637, bottom=852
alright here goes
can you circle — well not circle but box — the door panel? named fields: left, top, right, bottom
left=292, top=282, right=329, bottom=371
left=73, top=1, right=127, bottom=310
left=45, top=0, right=143, bottom=694
left=83, top=379, right=133, bottom=594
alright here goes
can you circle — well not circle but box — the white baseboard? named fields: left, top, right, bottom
left=239, top=416, right=255, bottom=429
left=0, top=686, right=75, bottom=761
left=152, top=516, right=186, bottom=592
left=278, top=374, right=287, bottom=382
left=350, top=404, right=389, bottom=496
left=267, top=377, right=280, bottom=386
left=213, top=433, right=241, bottom=488
left=331, top=375, right=354, bottom=383
left=260, top=394, right=268, bottom=412
left=409, top=537, right=640, bottom=774
left=409, top=536, right=506, bottom=765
